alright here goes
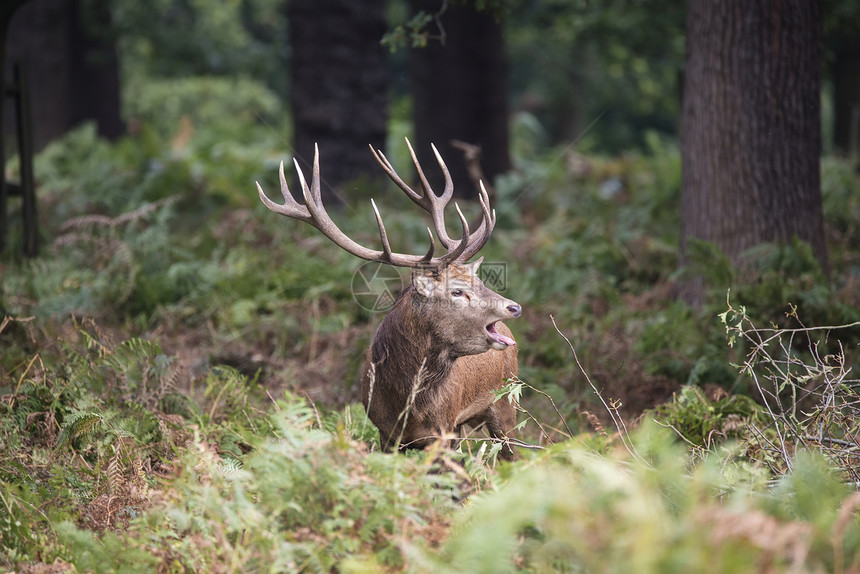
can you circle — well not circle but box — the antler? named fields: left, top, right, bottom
left=369, top=138, right=496, bottom=263
left=256, top=140, right=496, bottom=269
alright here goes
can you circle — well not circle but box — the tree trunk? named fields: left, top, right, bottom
left=287, top=0, right=388, bottom=202
left=680, top=0, right=827, bottom=291
left=68, top=0, right=123, bottom=141
left=4, top=0, right=69, bottom=153
left=831, top=44, right=860, bottom=160
left=4, top=0, right=122, bottom=151
left=409, top=1, right=510, bottom=198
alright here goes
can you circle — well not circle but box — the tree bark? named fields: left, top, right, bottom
left=287, top=0, right=388, bottom=202
left=409, top=1, right=510, bottom=198
left=681, top=0, right=827, bottom=289
left=68, top=0, right=123, bottom=141
left=4, top=0, right=69, bottom=152
left=4, top=0, right=122, bottom=151
left=831, top=44, right=860, bottom=160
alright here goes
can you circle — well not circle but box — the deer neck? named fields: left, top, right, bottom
left=370, top=288, right=456, bottom=403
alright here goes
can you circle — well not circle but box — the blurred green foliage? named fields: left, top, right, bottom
left=124, top=76, right=284, bottom=141
left=507, top=0, right=686, bottom=152
left=419, top=424, right=860, bottom=574
left=111, top=0, right=287, bottom=95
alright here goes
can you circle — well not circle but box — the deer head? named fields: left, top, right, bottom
left=410, top=258, right=521, bottom=356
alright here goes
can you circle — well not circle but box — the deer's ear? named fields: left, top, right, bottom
left=462, top=256, right=484, bottom=277
left=413, top=274, right=436, bottom=297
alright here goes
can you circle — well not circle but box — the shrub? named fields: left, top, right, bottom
left=417, top=424, right=860, bottom=574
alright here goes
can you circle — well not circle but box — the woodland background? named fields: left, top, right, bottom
left=2, top=0, right=860, bottom=572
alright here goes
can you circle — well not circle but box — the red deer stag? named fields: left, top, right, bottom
left=256, top=140, right=522, bottom=458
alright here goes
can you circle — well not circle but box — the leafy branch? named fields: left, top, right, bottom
left=381, top=2, right=447, bottom=51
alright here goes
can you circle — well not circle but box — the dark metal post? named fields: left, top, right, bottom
left=0, top=0, right=36, bottom=256
left=13, top=64, right=36, bottom=255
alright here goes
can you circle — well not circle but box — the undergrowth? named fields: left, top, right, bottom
left=4, top=326, right=860, bottom=573
left=2, top=96, right=860, bottom=571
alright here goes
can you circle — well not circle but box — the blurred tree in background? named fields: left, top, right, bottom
left=3, top=0, right=858, bottom=206
left=825, top=0, right=860, bottom=160
left=4, top=0, right=122, bottom=151
left=7, top=0, right=860, bottom=165
left=288, top=0, right=389, bottom=201
left=680, top=0, right=828, bottom=300
left=407, top=0, right=510, bottom=198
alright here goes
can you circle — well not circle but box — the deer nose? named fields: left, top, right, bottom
left=507, top=303, right=522, bottom=318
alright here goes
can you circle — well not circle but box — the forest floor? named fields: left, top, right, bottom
left=2, top=125, right=860, bottom=571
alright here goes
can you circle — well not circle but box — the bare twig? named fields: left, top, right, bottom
left=724, top=298, right=860, bottom=478
left=514, top=401, right=555, bottom=447
left=550, top=315, right=646, bottom=464
left=516, top=378, right=574, bottom=437
left=392, top=358, right=429, bottom=451
left=299, top=390, right=323, bottom=429
left=451, top=139, right=495, bottom=202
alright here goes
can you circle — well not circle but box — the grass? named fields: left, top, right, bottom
left=2, top=93, right=860, bottom=570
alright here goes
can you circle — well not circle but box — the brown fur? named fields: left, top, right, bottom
left=360, top=261, right=520, bottom=459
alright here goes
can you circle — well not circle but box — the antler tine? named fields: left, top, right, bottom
left=368, top=144, right=423, bottom=203
left=478, top=179, right=497, bottom=230
left=370, top=198, right=395, bottom=261
left=370, top=139, right=459, bottom=251
left=408, top=139, right=458, bottom=249
left=288, top=147, right=401, bottom=263
left=261, top=145, right=436, bottom=268
left=457, top=181, right=497, bottom=263
left=422, top=227, right=436, bottom=262
left=371, top=198, right=437, bottom=264
left=426, top=142, right=455, bottom=203
left=438, top=202, right=472, bottom=266
left=255, top=160, right=313, bottom=224
left=368, top=140, right=498, bottom=265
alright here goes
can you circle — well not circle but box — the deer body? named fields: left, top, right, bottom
left=257, top=139, right=522, bottom=458
left=361, top=262, right=520, bottom=456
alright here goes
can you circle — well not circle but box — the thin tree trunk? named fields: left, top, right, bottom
left=5, top=0, right=70, bottom=152
left=681, top=0, right=827, bottom=295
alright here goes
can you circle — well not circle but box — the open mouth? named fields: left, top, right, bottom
left=486, top=321, right=516, bottom=348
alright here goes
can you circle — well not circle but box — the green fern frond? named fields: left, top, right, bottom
left=76, top=327, right=110, bottom=358
left=159, top=392, right=199, bottom=418
left=206, top=366, right=246, bottom=390
left=218, top=458, right=243, bottom=475
left=55, top=412, right=105, bottom=450
left=103, top=338, right=162, bottom=372
left=107, top=453, right=124, bottom=495
left=205, top=366, right=250, bottom=419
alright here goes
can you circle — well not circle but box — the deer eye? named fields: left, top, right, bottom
left=451, top=289, right=464, bottom=297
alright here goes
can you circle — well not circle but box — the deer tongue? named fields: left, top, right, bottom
left=486, top=322, right=516, bottom=347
